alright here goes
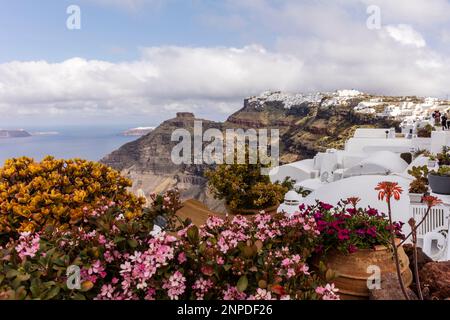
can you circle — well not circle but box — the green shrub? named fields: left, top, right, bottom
left=206, top=161, right=287, bottom=212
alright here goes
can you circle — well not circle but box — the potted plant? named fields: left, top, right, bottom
left=417, top=124, right=434, bottom=138
left=429, top=166, right=450, bottom=195
left=310, top=199, right=412, bottom=300
left=428, top=147, right=450, bottom=195
left=428, top=154, right=437, bottom=168
left=407, top=166, right=429, bottom=203
left=205, top=160, right=288, bottom=215
left=436, top=146, right=450, bottom=166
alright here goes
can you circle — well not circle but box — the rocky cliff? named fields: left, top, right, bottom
left=0, top=129, right=31, bottom=138
left=101, top=90, right=400, bottom=211
left=102, top=112, right=225, bottom=211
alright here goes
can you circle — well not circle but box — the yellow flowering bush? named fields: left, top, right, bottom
left=0, top=156, right=144, bottom=234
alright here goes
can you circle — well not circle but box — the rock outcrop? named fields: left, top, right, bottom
left=420, top=261, right=450, bottom=300
left=102, top=112, right=225, bottom=211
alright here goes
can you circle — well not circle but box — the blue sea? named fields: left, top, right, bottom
left=0, top=125, right=140, bottom=166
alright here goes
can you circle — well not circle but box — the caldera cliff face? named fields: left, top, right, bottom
left=101, top=91, right=402, bottom=211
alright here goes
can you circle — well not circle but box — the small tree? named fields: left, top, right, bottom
left=206, top=158, right=287, bottom=213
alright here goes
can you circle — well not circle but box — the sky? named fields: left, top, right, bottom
left=1, top=0, right=450, bottom=127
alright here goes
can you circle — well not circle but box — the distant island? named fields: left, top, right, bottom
left=0, top=129, right=31, bottom=138
left=122, top=127, right=155, bottom=137
left=30, top=131, right=60, bottom=136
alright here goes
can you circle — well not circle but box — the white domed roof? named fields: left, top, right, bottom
left=284, top=190, right=302, bottom=202
left=343, top=151, right=408, bottom=177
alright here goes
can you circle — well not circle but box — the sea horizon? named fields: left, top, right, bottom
left=0, top=124, right=152, bottom=166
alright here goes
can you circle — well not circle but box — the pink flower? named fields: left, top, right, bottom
left=299, top=264, right=310, bottom=275
left=248, top=288, right=274, bottom=300
left=316, top=283, right=340, bottom=300
left=100, top=284, right=115, bottom=299
left=216, top=256, right=225, bottom=265
left=222, top=286, right=247, bottom=300
left=177, top=252, right=187, bottom=264
left=162, top=271, right=186, bottom=300
left=15, top=232, right=40, bottom=260
left=88, top=260, right=105, bottom=276
left=192, top=278, right=213, bottom=300
left=281, top=258, right=291, bottom=267
left=206, top=216, right=225, bottom=229
left=145, top=288, right=156, bottom=300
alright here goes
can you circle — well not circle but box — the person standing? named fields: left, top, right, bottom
left=433, top=110, right=442, bottom=126
left=442, top=112, right=449, bottom=130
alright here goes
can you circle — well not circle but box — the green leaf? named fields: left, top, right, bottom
left=237, top=275, right=248, bottom=293
left=15, top=286, right=27, bottom=300
left=114, top=236, right=126, bottom=244
left=6, top=269, right=19, bottom=279
left=127, top=239, right=138, bottom=248
left=223, top=264, right=232, bottom=271
left=16, top=273, right=31, bottom=282
left=325, top=268, right=337, bottom=282
left=45, top=286, right=60, bottom=300
left=72, top=292, right=87, bottom=300
left=187, top=226, right=199, bottom=244
left=30, top=278, right=41, bottom=298
left=318, top=261, right=327, bottom=273
left=241, top=245, right=255, bottom=258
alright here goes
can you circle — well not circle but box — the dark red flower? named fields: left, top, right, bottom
left=317, top=220, right=328, bottom=232
left=337, top=229, right=350, bottom=240
left=348, top=244, right=358, bottom=253
left=314, top=245, right=324, bottom=254
left=320, top=202, right=333, bottom=210
left=366, top=226, right=377, bottom=238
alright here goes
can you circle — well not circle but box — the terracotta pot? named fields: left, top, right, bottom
left=225, top=203, right=279, bottom=216
left=314, top=241, right=413, bottom=300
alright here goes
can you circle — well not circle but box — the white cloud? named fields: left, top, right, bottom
left=87, top=0, right=164, bottom=11
left=2, top=0, right=450, bottom=124
left=359, top=0, right=450, bottom=27
left=385, top=24, right=426, bottom=48
left=0, top=46, right=305, bottom=122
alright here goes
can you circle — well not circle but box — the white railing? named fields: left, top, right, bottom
left=410, top=203, right=450, bottom=261
left=411, top=205, right=449, bottom=236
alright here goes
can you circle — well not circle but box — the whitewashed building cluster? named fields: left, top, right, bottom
left=273, top=127, right=450, bottom=261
